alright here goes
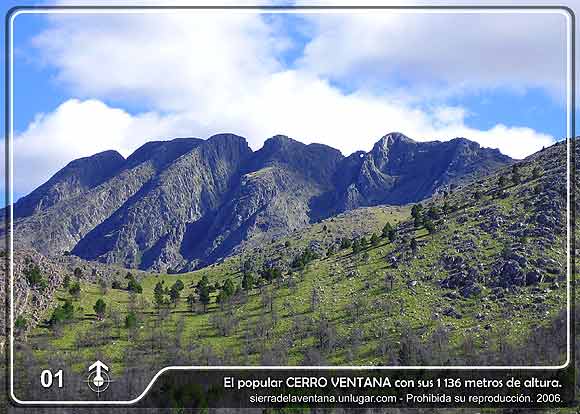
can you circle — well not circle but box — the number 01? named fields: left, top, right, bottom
left=40, top=370, right=63, bottom=388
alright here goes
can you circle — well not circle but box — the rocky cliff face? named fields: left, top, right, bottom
left=72, top=134, right=252, bottom=270
left=337, top=132, right=512, bottom=209
left=9, top=132, right=512, bottom=271
left=12, top=150, right=126, bottom=218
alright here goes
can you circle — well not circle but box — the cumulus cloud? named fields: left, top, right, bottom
left=11, top=99, right=200, bottom=196
left=296, top=10, right=567, bottom=99
left=9, top=7, right=564, bottom=195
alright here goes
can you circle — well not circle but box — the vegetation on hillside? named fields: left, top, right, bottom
left=11, top=140, right=573, bottom=403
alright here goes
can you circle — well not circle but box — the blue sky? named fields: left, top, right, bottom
left=2, top=3, right=572, bottom=203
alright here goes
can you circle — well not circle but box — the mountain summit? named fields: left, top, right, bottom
left=8, top=132, right=512, bottom=271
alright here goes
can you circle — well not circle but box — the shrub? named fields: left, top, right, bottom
left=172, top=279, right=185, bottom=291
left=69, top=282, right=81, bottom=298
left=291, top=248, right=319, bottom=270
left=15, top=315, right=27, bottom=331
left=340, top=238, right=352, bottom=249
left=127, top=278, right=143, bottom=294
left=242, top=273, right=255, bottom=291
left=49, top=299, right=74, bottom=326
left=124, top=311, right=138, bottom=329
left=62, top=274, right=71, bottom=288
left=24, top=264, right=42, bottom=286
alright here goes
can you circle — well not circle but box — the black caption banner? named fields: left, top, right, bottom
left=132, top=367, right=576, bottom=409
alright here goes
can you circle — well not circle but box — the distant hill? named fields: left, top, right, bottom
left=5, top=132, right=512, bottom=271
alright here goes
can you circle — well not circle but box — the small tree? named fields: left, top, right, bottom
left=49, top=299, right=75, bottom=327
left=69, top=282, right=81, bottom=299
left=222, top=279, right=235, bottom=297
left=98, top=278, right=108, bottom=295
left=340, top=238, right=352, bottom=249
left=195, top=275, right=210, bottom=294
left=112, top=279, right=122, bottom=289
left=124, top=311, right=138, bottom=329
left=498, top=175, right=507, bottom=188
left=216, top=289, right=229, bottom=308
left=382, top=222, right=393, bottom=238
left=73, top=267, right=83, bottom=279
left=173, top=279, right=185, bottom=291
left=352, top=239, right=361, bottom=254
left=310, top=287, right=321, bottom=312
left=93, top=298, right=107, bottom=320
left=186, top=293, right=196, bottom=312
left=387, top=227, right=397, bottom=242
left=414, top=215, right=423, bottom=228
left=199, top=285, right=211, bottom=313
left=411, top=204, right=423, bottom=219
left=15, top=315, right=27, bottom=333
left=242, top=273, right=255, bottom=291
left=169, top=285, right=181, bottom=307
left=532, top=166, right=542, bottom=179
left=127, top=276, right=143, bottom=293
left=25, top=264, right=43, bottom=287
left=154, top=281, right=167, bottom=309
left=426, top=206, right=440, bottom=220
left=261, top=266, right=282, bottom=283
left=62, top=274, right=71, bottom=289
left=370, top=233, right=379, bottom=246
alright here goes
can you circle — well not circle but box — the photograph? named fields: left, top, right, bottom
left=1, top=3, right=574, bottom=407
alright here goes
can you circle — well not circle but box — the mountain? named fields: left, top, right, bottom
left=12, top=150, right=126, bottom=219
left=7, top=132, right=512, bottom=271
left=334, top=132, right=512, bottom=210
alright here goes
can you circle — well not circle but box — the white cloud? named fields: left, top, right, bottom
left=10, top=7, right=562, bottom=195
left=296, top=10, right=567, bottom=100
left=11, top=91, right=551, bottom=198
left=12, top=99, right=198, bottom=196
left=32, top=11, right=287, bottom=113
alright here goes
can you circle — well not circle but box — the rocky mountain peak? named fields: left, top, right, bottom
left=377, top=132, right=415, bottom=146
left=125, top=137, right=204, bottom=169
left=207, top=133, right=249, bottom=146
left=12, top=149, right=126, bottom=218
left=249, top=134, right=344, bottom=187
left=261, top=134, right=301, bottom=151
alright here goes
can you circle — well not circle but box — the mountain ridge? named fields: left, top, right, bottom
left=8, top=132, right=513, bottom=271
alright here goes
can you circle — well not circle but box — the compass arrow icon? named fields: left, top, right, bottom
left=88, top=360, right=109, bottom=387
